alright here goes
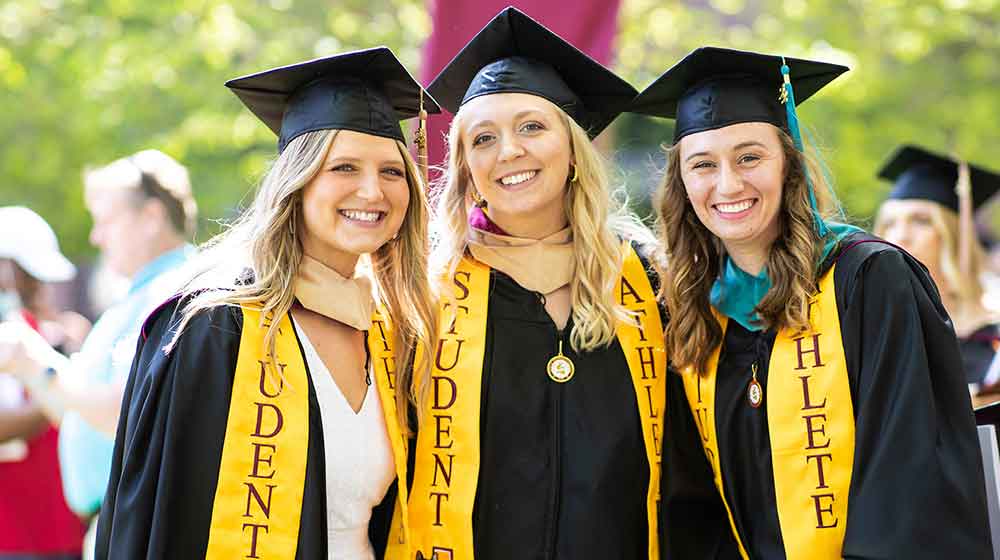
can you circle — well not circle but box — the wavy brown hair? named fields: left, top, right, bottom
left=656, top=126, right=839, bottom=374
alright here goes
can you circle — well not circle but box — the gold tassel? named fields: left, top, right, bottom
left=414, top=90, right=429, bottom=187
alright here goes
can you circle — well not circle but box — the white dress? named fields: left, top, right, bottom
left=294, top=322, right=396, bottom=560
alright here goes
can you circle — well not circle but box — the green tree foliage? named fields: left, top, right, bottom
left=1, top=0, right=998, bottom=259
left=0, top=0, right=429, bottom=258
left=615, top=0, right=1000, bottom=227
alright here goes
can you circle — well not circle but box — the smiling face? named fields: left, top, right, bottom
left=678, top=122, right=786, bottom=258
left=298, top=130, right=410, bottom=272
left=459, top=92, right=572, bottom=238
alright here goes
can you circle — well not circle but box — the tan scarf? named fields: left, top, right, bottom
left=467, top=227, right=575, bottom=294
left=293, top=254, right=374, bottom=331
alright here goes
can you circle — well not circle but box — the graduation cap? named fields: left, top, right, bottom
left=633, top=46, right=849, bottom=237
left=426, top=7, right=637, bottom=139
left=879, top=145, right=1000, bottom=213
left=631, top=46, right=848, bottom=142
left=226, top=47, right=440, bottom=152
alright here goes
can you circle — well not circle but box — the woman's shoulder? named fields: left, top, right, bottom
left=829, top=231, right=908, bottom=268
left=140, top=267, right=255, bottom=344
left=140, top=292, right=243, bottom=355
left=129, top=294, right=247, bottom=401
left=830, top=232, right=923, bottom=280
left=621, top=236, right=663, bottom=298
left=829, top=232, right=938, bottom=309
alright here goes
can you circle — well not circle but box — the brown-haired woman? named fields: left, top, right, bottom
left=633, top=47, right=991, bottom=559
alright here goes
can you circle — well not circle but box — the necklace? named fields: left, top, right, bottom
left=362, top=330, right=372, bottom=386
left=547, top=339, right=575, bottom=383
left=747, top=362, right=763, bottom=408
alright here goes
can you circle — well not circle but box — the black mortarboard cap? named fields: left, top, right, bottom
left=879, top=145, right=1000, bottom=212
left=631, top=46, right=848, bottom=142
left=427, top=7, right=637, bottom=139
left=226, top=47, right=440, bottom=152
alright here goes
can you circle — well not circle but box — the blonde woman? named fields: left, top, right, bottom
left=399, top=8, right=664, bottom=560
left=874, top=145, right=1000, bottom=387
left=634, top=48, right=991, bottom=559
left=93, top=48, right=438, bottom=559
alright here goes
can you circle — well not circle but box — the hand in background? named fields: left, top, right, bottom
left=0, top=320, right=58, bottom=379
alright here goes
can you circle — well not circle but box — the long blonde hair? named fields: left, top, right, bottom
left=873, top=199, right=989, bottom=331
left=431, top=102, right=655, bottom=353
left=171, top=129, right=437, bottom=432
left=656, top=127, right=840, bottom=374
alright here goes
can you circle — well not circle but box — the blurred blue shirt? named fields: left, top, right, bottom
left=57, top=245, right=192, bottom=516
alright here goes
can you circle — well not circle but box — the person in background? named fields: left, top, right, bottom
left=0, top=206, right=84, bottom=560
left=0, top=150, right=197, bottom=557
left=873, top=145, right=1000, bottom=393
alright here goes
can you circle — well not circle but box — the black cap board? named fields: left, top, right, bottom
left=225, top=47, right=440, bottom=152
left=879, top=145, right=1000, bottom=212
left=632, top=46, right=848, bottom=142
left=426, top=7, right=637, bottom=139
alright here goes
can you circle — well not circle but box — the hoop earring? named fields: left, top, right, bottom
left=471, top=189, right=488, bottom=209
left=569, top=164, right=579, bottom=183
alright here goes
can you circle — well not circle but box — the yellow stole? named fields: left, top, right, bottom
left=205, top=305, right=410, bottom=559
left=680, top=265, right=855, bottom=560
left=402, top=244, right=665, bottom=560
left=370, top=307, right=414, bottom=559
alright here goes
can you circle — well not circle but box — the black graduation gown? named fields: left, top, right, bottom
left=468, top=266, right=652, bottom=560
left=960, top=324, right=1000, bottom=385
left=93, top=298, right=398, bottom=559
left=661, top=234, right=993, bottom=560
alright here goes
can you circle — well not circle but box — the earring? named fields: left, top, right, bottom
left=471, top=189, right=488, bottom=209
left=569, top=164, right=579, bottom=183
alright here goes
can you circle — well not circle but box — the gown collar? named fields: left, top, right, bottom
left=467, top=226, right=575, bottom=294
left=293, top=254, right=374, bottom=331
left=711, top=222, right=864, bottom=331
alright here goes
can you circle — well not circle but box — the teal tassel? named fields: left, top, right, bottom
left=780, top=60, right=828, bottom=238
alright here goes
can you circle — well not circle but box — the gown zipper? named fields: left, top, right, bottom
left=535, top=290, right=564, bottom=559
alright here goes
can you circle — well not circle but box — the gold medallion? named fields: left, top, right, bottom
left=747, top=363, right=763, bottom=408
left=547, top=340, right=575, bottom=383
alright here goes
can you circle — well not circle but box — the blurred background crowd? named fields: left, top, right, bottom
left=1, top=0, right=999, bottom=558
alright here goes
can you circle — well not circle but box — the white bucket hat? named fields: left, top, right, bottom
left=0, top=207, right=76, bottom=283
